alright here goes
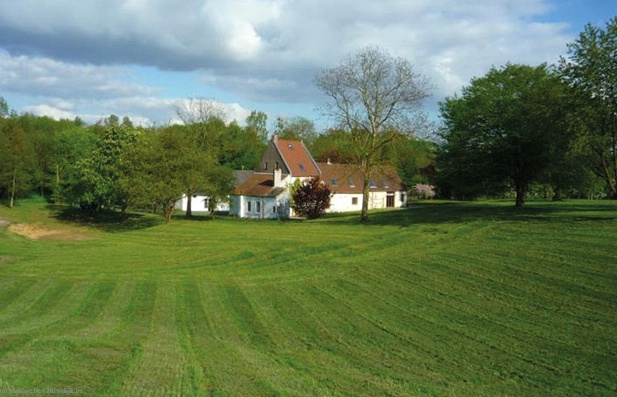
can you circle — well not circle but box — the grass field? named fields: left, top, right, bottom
left=0, top=199, right=616, bottom=396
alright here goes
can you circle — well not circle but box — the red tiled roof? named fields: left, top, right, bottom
left=317, top=163, right=404, bottom=194
left=233, top=173, right=287, bottom=197
left=275, top=138, right=321, bottom=177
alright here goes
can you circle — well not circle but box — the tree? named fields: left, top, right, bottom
left=51, top=126, right=97, bottom=205
left=438, top=64, right=572, bottom=206
left=245, top=110, right=268, bottom=144
left=316, top=46, right=430, bottom=221
left=76, top=124, right=140, bottom=211
left=0, top=118, right=32, bottom=207
left=291, top=177, right=331, bottom=219
left=221, top=122, right=265, bottom=170
left=559, top=17, right=617, bottom=199
left=123, top=127, right=186, bottom=223
left=0, top=96, right=8, bottom=118
left=274, top=116, right=318, bottom=145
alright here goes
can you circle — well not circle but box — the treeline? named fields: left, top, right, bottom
left=0, top=111, right=267, bottom=222
left=0, top=106, right=435, bottom=220
left=437, top=17, right=617, bottom=204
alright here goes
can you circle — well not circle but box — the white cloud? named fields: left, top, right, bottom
left=0, top=0, right=587, bottom=125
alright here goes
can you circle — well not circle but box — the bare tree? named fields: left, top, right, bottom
left=315, top=46, right=431, bottom=222
left=173, top=97, right=227, bottom=125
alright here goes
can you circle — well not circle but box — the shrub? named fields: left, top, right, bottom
left=291, top=177, right=331, bottom=219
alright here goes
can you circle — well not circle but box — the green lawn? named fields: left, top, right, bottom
left=0, top=200, right=616, bottom=396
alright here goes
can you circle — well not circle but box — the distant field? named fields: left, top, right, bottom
left=0, top=199, right=615, bottom=396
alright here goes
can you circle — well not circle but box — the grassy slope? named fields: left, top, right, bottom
left=0, top=200, right=615, bottom=396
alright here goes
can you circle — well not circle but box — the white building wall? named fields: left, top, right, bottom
left=233, top=194, right=291, bottom=219
left=327, top=190, right=406, bottom=213
left=176, top=195, right=229, bottom=212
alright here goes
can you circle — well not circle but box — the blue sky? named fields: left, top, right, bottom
left=0, top=0, right=615, bottom=131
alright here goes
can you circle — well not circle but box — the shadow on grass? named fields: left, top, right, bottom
left=322, top=200, right=617, bottom=227
left=49, top=205, right=163, bottom=232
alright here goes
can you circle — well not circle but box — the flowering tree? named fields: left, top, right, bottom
left=411, top=184, right=436, bottom=200
left=291, top=177, right=331, bottom=219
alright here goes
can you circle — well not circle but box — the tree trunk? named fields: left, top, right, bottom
left=185, top=191, right=193, bottom=218
left=164, top=201, right=174, bottom=224
left=9, top=168, right=16, bottom=208
left=360, top=160, right=371, bottom=222
left=515, top=182, right=526, bottom=208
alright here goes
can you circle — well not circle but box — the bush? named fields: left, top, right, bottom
left=291, top=177, right=331, bottom=219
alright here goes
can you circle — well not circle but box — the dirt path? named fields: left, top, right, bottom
left=7, top=223, right=93, bottom=241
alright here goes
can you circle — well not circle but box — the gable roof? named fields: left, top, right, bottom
left=273, top=137, right=321, bottom=177
left=317, top=162, right=404, bottom=194
left=233, top=173, right=288, bottom=197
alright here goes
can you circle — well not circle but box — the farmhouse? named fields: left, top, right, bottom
left=318, top=161, right=406, bottom=212
left=229, top=135, right=406, bottom=219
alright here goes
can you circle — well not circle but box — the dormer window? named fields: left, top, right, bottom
left=381, top=179, right=389, bottom=188
left=347, top=178, right=355, bottom=187
left=331, top=178, right=338, bottom=186
left=369, top=179, right=377, bottom=188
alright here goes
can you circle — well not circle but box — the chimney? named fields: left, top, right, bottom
left=272, top=133, right=278, bottom=143
left=273, top=167, right=282, bottom=187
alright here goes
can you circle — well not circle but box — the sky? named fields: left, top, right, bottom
left=0, top=0, right=614, bottom=130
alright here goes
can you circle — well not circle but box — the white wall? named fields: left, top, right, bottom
left=175, top=195, right=229, bottom=212
left=231, top=194, right=290, bottom=219
left=327, top=190, right=406, bottom=213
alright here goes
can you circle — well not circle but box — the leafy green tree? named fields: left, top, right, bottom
left=52, top=126, right=97, bottom=205
left=76, top=124, right=140, bottom=211
left=274, top=116, right=318, bottom=145
left=123, top=127, right=186, bottom=223
left=0, top=118, right=32, bottom=207
left=559, top=17, right=617, bottom=199
left=309, top=128, right=358, bottom=164
left=221, top=122, right=264, bottom=170
left=245, top=110, right=268, bottom=144
left=316, top=46, right=430, bottom=221
left=291, top=177, right=331, bottom=219
left=201, top=164, right=234, bottom=219
left=439, top=64, right=572, bottom=206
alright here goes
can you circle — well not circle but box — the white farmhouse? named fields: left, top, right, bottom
left=229, top=135, right=320, bottom=219
left=318, top=162, right=407, bottom=213
left=229, top=135, right=407, bottom=219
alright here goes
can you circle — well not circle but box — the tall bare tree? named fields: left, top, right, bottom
left=316, top=46, right=430, bottom=221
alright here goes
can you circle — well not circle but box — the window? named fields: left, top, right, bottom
left=381, top=179, right=389, bottom=188
left=369, top=179, right=377, bottom=188
left=347, top=178, right=355, bottom=187
left=352, top=197, right=358, bottom=205
left=275, top=161, right=279, bottom=170
left=256, top=201, right=261, bottom=213
left=263, top=161, right=268, bottom=170
left=287, top=143, right=294, bottom=150
left=273, top=205, right=278, bottom=214
left=203, top=197, right=210, bottom=209
left=247, top=201, right=251, bottom=212
left=331, top=178, right=338, bottom=186
left=298, top=163, right=305, bottom=171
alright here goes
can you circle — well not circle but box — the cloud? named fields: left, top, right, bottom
left=0, top=0, right=582, bottom=125
left=0, top=53, right=160, bottom=99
